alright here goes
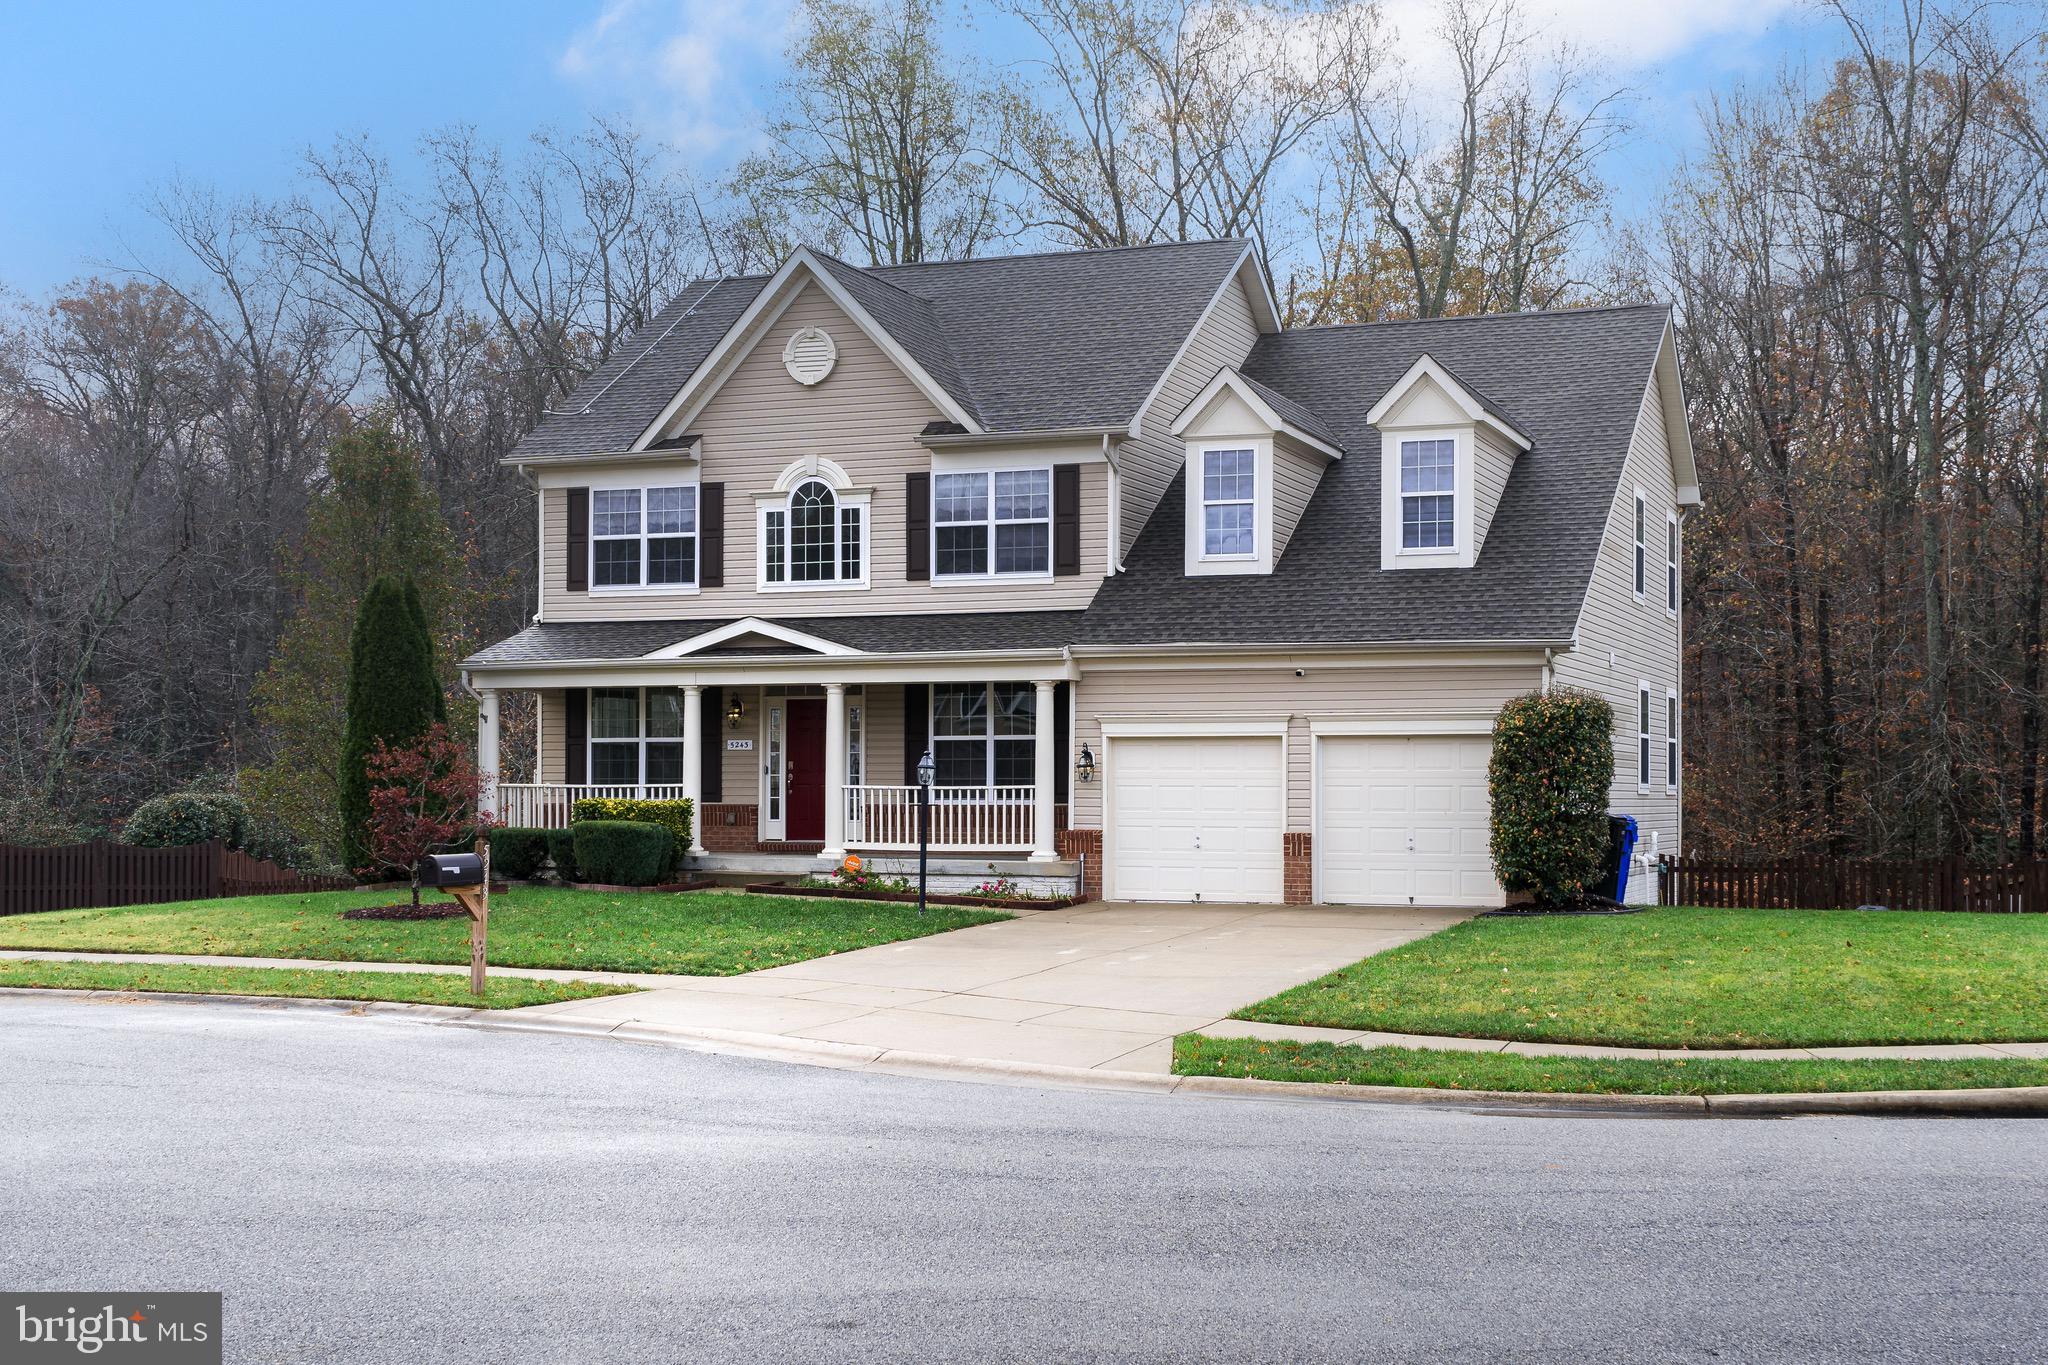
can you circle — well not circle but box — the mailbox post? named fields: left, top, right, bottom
left=417, top=846, right=491, bottom=996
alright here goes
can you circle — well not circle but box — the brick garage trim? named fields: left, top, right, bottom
left=1283, top=831, right=1313, bottom=905
left=1057, top=827, right=1102, bottom=901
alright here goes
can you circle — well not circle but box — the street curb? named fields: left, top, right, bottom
left=10, top=986, right=2048, bottom=1117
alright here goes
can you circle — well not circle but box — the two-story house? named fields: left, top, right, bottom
left=463, top=239, right=1698, bottom=905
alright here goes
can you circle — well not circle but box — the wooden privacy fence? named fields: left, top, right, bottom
left=1660, top=855, right=2048, bottom=913
left=0, top=840, right=351, bottom=916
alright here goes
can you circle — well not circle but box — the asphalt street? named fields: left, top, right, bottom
left=3, top=993, right=2044, bottom=1363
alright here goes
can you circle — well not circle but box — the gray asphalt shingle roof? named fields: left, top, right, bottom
left=511, top=238, right=1253, bottom=460
left=467, top=612, right=1089, bottom=665
left=1079, top=303, right=1672, bottom=646
left=1234, top=371, right=1343, bottom=451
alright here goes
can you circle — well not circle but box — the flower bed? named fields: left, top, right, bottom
left=744, top=881, right=1078, bottom=912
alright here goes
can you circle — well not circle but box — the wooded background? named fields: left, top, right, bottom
left=1, top=0, right=2042, bottom=866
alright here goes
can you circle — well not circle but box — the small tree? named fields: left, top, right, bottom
left=339, top=573, right=446, bottom=872
left=362, top=723, right=488, bottom=909
left=1489, top=688, right=1614, bottom=909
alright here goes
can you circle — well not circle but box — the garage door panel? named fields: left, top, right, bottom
left=1111, top=736, right=1283, bottom=904
left=1319, top=734, right=1502, bottom=908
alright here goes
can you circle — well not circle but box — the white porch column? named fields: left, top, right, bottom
left=1031, top=679, right=1058, bottom=861
left=476, top=688, right=500, bottom=819
left=682, top=684, right=706, bottom=856
left=821, top=682, right=848, bottom=862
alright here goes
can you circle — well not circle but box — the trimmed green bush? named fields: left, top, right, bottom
left=340, top=573, right=446, bottom=874
left=122, top=792, right=249, bottom=848
left=571, top=819, right=673, bottom=887
left=545, top=828, right=580, bottom=883
left=571, top=797, right=692, bottom=878
left=1489, top=688, right=1615, bottom=908
left=489, top=827, right=551, bottom=879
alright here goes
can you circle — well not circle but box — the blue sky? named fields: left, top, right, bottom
left=0, top=0, right=1830, bottom=297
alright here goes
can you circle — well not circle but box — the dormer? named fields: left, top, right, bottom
left=1169, top=367, right=1342, bottom=576
left=1368, top=354, right=1531, bottom=571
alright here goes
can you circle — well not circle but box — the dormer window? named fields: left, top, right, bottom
left=1200, top=448, right=1257, bottom=558
left=1399, top=439, right=1456, bottom=550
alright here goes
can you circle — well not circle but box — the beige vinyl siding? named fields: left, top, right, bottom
left=540, top=284, right=1109, bottom=622
left=1550, top=374, right=1683, bottom=884
left=1271, top=443, right=1326, bottom=563
left=538, top=689, right=565, bottom=783
left=1121, top=278, right=1260, bottom=562
left=855, top=684, right=905, bottom=788
left=1069, top=662, right=1541, bottom=831
left=1471, top=429, right=1516, bottom=556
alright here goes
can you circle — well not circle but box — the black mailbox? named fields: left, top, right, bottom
left=417, top=852, right=485, bottom=888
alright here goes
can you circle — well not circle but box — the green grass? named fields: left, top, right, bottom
left=0, top=886, right=1010, bottom=976
left=0, top=958, right=629, bottom=1009
left=1235, top=904, right=2048, bottom=1049
left=1174, top=1034, right=2048, bottom=1097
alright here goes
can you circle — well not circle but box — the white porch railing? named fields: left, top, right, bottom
left=496, top=784, right=690, bottom=829
left=845, top=785, right=1036, bottom=852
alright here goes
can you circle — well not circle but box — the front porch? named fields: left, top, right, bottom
left=479, top=674, right=1078, bottom=868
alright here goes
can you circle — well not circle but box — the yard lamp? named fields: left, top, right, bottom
left=915, top=747, right=936, bottom=914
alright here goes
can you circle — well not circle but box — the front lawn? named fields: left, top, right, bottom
left=0, top=887, right=1010, bottom=976
left=1235, top=904, right=2048, bottom=1048
left=1174, top=1035, right=2048, bottom=1097
left=0, top=958, right=627, bottom=1009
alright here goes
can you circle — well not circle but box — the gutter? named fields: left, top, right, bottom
left=917, top=425, right=1128, bottom=451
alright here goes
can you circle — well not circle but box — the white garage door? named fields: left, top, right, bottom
left=1109, top=736, right=1284, bottom=903
left=1318, top=735, right=1500, bottom=907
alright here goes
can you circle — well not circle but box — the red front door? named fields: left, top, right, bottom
left=784, top=699, right=827, bottom=842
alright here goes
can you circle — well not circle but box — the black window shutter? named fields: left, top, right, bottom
left=564, top=690, right=587, bottom=783
left=699, top=483, right=724, bottom=587
left=904, top=683, right=929, bottom=782
left=700, top=686, right=723, bottom=802
left=1054, top=682, right=1071, bottom=804
left=1054, top=465, right=1081, bottom=576
left=566, top=488, right=590, bottom=592
left=906, top=472, right=930, bottom=581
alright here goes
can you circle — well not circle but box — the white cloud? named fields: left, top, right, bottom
left=1378, top=0, right=1801, bottom=71
left=555, top=0, right=795, bottom=158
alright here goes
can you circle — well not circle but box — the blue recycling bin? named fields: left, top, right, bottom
left=1594, top=815, right=1639, bottom=902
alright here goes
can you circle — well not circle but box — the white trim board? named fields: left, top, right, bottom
left=641, top=618, right=862, bottom=660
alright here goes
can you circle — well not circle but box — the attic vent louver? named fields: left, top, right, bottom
left=782, top=326, right=837, bottom=385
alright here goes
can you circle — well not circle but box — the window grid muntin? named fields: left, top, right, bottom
left=1666, top=514, right=1679, bottom=614
left=586, top=686, right=688, bottom=786
left=1637, top=685, right=1653, bottom=788
left=1666, top=690, right=1680, bottom=791
left=1634, top=492, right=1648, bottom=598
left=930, top=682, right=1035, bottom=796
left=1200, top=448, right=1256, bottom=557
left=592, top=485, right=695, bottom=588
left=934, top=467, right=1052, bottom=577
left=1399, top=439, right=1456, bottom=550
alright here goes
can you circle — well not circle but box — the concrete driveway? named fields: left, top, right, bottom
left=520, top=901, right=1468, bottom=1072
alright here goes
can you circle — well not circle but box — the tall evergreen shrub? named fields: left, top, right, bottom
left=339, top=574, right=446, bottom=872
left=1489, top=688, right=1615, bottom=908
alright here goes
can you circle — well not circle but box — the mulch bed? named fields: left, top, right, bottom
left=745, top=881, right=1078, bottom=912
left=342, top=902, right=470, bottom=921
left=1480, top=894, right=1645, bottom=918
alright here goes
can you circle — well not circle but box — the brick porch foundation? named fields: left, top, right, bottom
left=697, top=803, right=758, bottom=852
left=1056, top=828, right=1103, bottom=900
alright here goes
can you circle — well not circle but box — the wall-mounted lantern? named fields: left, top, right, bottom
left=1076, top=744, right=1096, bottom=783
left=726, top=695, right=745, bottom=730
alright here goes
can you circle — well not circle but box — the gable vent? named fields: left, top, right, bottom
left=782, top=326, right=837, bottom=385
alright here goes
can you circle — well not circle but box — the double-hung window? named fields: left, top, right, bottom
left=593, top=484, right=697, bottom=588
left=588, top=686, right=685, bottom=786
left=1665, top=688, right=1680, bottom=791
left=931, top=682, right=1035, bottom=794
left=763, top=478, right=865, bottom=587
left=1632, top=490, right=1647, bottom=600
left=1400, top=439, right=1456, bottom=550
left=1665, top=512, right=1680, bottom=616
left=1200, top=448, right=1257, bottom=557
left=934, top=469, right=1051, bottom=577
left=1637, top=683, right=1654, bottom=791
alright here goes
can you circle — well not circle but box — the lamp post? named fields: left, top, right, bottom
left=915, top=747, right=936, bottom=915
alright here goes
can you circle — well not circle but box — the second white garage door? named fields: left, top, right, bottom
left=1318, top=735, right=1500, bottom=907
left=1108, top=735, right=1284, bottom=903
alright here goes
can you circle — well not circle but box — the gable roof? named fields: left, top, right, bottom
left=466, top=611, right=1088, bottom=666
left=508, top=238, right=1260, bottom=462
left=1366, top=352, right=1532, bottom=450
left=1078, top=303, right=1675, bottom=647
left=1171, top=366, right=1343, bottom=456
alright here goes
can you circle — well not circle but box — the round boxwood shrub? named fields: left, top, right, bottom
left=570, top=797, right=691, bottom=879
left=545, top=828, right=580, bottom=883
left=1489, top=688, right=1614, bottom=908
left=571, top=819, right=673, bottom=887
left=122, top=792, right=249, bottom=849
left=488, top=826, right=551, bottom=880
